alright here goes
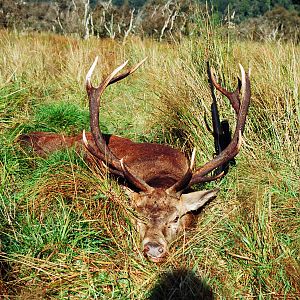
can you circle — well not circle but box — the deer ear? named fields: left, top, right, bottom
left=179, top=189, right=219, bottom=214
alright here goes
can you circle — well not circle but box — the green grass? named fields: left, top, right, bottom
left=0, top=29, right=299, bottom=299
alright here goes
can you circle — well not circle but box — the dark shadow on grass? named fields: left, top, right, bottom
left=148, top=269, right=214, bottom=300
left=0, top=254, right=13, bottom=296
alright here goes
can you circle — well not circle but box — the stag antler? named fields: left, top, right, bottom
left=166, top=64, right=251, bottom=193
left=83, top=56, right=154, bottom=193
left=210, top=68, right=242, bottom=114
left=83, top=58, right=250, bottom=195
left=166, top=148, right=196, bottom=195
left=188, top=64, right=251, bottom=186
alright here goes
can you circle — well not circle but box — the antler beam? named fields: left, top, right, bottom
left=189, top=64, right=251, bottom=186
left=84, top=56, right=153, bottom=193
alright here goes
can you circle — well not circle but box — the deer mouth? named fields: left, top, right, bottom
left=144, top=251, right=167, bottom=263
left=147, top=255, right=167, bottom=263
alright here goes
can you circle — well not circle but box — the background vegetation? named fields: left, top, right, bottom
left=0, top=0, right=300, bottom=42
left=0, top=4, right=300, bottom=299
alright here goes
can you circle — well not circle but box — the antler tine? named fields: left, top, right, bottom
left=190, top=147, right=196, bottom=169
left=82, top=130, right=123, bottom=177
left=86, top=57, right=154, bottom=193
left=238, top=64, right=251, bottom=133
left=86, top=56, right=147, bottom=88
left=166, top=148, right=196, bottom=194
left=189, top=65, right=251, bottom=186
left=86, top=56, right=99, bottom=88
left=109, top=57, right=148, bottom=85
left=120, top=159, right=154, bottom=193
left=210, top=67, right=241, bottom=114
left=86, top=58, right=128, bottom=170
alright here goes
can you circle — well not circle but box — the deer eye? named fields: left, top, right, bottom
left=171, top=216, right=179, bottom=223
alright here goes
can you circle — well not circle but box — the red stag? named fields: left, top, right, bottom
left=20, top=57, right=250, bottom=263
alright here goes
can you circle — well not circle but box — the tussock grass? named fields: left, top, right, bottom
left=0, top=28, right=299, bottom=298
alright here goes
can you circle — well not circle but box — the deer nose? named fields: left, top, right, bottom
left=143, top=242, right=165, bottom=258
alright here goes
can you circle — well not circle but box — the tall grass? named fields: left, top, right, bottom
left=0, top=28, right=299, bottom=299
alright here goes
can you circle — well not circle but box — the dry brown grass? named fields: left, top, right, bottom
left=0, top=29, right=299, bottom=298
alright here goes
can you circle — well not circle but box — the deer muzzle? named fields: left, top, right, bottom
left=142, top=240, right=167, bottom=263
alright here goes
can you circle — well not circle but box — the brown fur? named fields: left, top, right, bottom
left=18, top=131, right=216, bottom=263
left=18, top=62, right=250, bottom=263
left=19, top=131, right=189, bottom=189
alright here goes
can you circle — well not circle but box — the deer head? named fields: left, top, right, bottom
left=83, top=57, right=251, bottom=262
